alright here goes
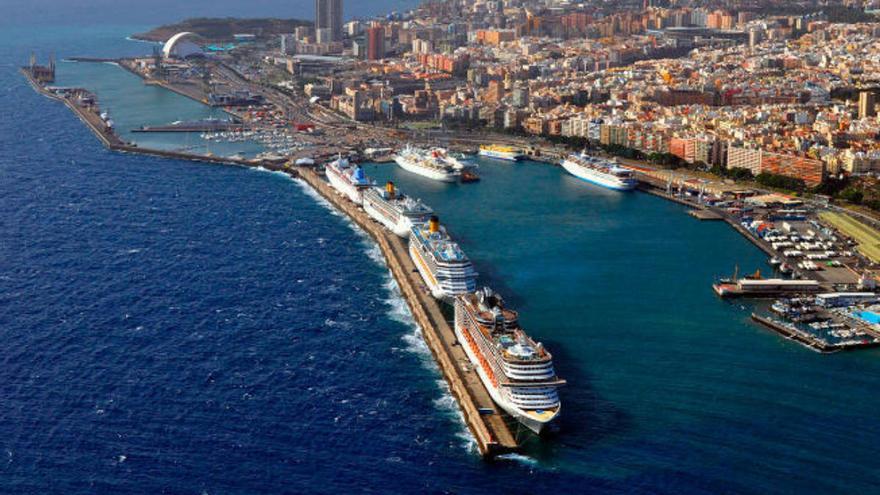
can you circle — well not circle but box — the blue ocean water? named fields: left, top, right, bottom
left=3, top=11, right=880, bottom=495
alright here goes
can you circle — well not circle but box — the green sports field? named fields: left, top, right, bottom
left=819, top=211, right=880, bottom=264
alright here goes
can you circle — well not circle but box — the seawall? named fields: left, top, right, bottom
left=297, top=168, right=519, bottom=457
left=23, top=66, right=519, bottom=458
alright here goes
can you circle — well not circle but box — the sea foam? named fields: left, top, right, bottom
left=291, top=176, right=478, bottom=452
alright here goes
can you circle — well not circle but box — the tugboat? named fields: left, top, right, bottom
left=460, top=169, right=480, bottom=183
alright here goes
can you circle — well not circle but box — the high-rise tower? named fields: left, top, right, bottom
left=859, top=91, right=877, bottom=120
left=315, top=0, right=343, bottom=42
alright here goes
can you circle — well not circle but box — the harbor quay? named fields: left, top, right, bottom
left=628, top=164, right=880, bottom=352
left=297, top=168, right=520, bottom=457
left=21, top=62, right=521, bottom=458
left=22, top=47, right=880, bottom=447
left=20, top=66, right=283, bottom=169
left=24, top=56, right=880, bottom=357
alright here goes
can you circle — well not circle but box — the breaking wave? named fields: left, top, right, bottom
left=496, top=453, right=540, bottom=468
left=290, top=175, right=477, bottom=453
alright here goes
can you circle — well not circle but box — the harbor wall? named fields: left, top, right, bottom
left=22, top=68, right=275, bottom=170
left=23, top=67, right=518, bottom=458
left=297, top=169, right=519, bottom=457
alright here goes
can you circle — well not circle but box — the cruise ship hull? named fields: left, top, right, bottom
left=409, top=241, right=450, bottom=300
left=453, top=322, right=560, bottom=434
left=363, top=199, right=415, bottom=238
left=395, top=156, right=459, bottom=182
left=561, top=159, right=637, bottom=191
left=325, top=165, right=366, bottom=204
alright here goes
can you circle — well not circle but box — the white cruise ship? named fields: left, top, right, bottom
left=363, top=181, right=433, bottom=238
left=409, top=216, right=477, bottom=301
left=324, top=155, right=371, bottom=204
left=479, top=144, right=523, bottom=162
left=395, top=145, right=461, bottom=182
left=561, top=152, right=638, bottom=191
left=454, top=288, right=564, bottom=434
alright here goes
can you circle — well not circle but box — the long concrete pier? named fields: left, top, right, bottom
left=22, top=66, right=519, bottom=458
left=21, top=67, right=279, bottom=170
left=296, top=168, right=519, bottom=457
left=751, top=314, right=880, bottom=353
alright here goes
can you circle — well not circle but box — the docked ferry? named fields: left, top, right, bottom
left=324, top=155, right=371, bottom=204
left=561, top=152, right=638, bottom=191
left=395, top=145, right=461, bottom=182
left=409, top=216, right=477, bottom=300
left=363, top=181, right=433, bottom=238
left=478, top=144, right=523, bottom=162
left=454, top=287, right=564, bottom=434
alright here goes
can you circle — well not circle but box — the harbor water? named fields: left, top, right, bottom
left=55, top=61, right=268, bottom=158
left=3, top=15, right=880, bottom=494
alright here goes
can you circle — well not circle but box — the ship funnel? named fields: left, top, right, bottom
left=386, top=181, right=395, bottom=199
left=428, top=215, right=440, bottom=233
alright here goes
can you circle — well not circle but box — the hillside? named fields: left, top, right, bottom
left=132, top=17, right=312, bottom=43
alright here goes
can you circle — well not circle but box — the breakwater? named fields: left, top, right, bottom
left=21, top=67, right=279, bottom=170
left=22, top=66, right=519, bottom=458
left=296, top=168, right=519, bottom=457
left=751, top=314, right=880, bottom=353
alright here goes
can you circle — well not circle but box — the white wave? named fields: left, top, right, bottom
left=125, top=36, right=161, bottom=45
left=496, top=453, right=540, bottom=467
left=364, top=243, right=385, bottom=267
left=380, top=275, right=476, bottom=452
left=292, top=177, right=385, bottom=264
left=383, top=276, right=419, bottom=329
left=290, top=174, right=478, bottom=453
left=432, top=379, right=478, bottom=453
left=251, top=167, right=291, bottom=181
left=291, top=177, right=344, bottom=219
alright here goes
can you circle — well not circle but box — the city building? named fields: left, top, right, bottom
left=367, top=25, right=385, bottom=60
left=315, top=0, right=343, bottom=42
left=761, top=152, right=825, bottom=186
left=727, top=146, right=763, bottom=175
left=859, top=91, right=877, bottom=120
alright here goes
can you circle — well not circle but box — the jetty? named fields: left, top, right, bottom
left=297, top=168, right=519, bottom=457
left=751, top=314, right=880, bottom=353
left=20, top=67, right=279, bottom=169
left=132, top=121, right=247, bottom=133
left=688, top=209, right=723, bottom=221
left=22, top=64, right=520, bottom=458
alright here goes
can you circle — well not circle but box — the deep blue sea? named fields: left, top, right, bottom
left=3, top=6, right=880, bottom=494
